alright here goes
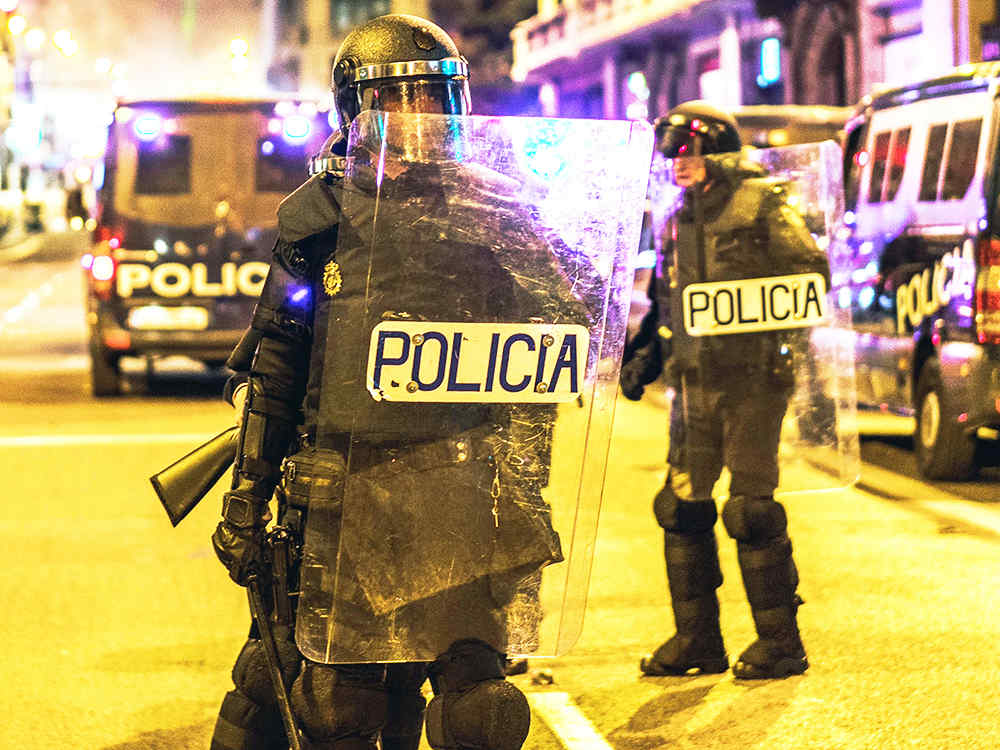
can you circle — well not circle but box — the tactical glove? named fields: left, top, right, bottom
left=212, top=490, right=270, bottom=586
left=620, top=357, right=649, bottom=401
left=619, top=335, right=665, bottom=402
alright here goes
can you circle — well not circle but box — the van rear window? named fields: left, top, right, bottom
left=941, top=118, right=981, bottom=200
left=918, top=124, right=947, bottom=202
left=256, top=137, right=308, bottom=193
left=135, top=135, right=192, bottom=195
left=868, top=132, right=890, bottom=203
left=886, top=127, right=910, bottom=201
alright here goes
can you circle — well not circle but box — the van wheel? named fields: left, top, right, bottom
left=89, top=338, right=121, bottom=397
left=914, top=358, right=976, bottom=480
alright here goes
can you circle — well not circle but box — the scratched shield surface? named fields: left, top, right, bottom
left=648, top=140, right=858, bottom=502
left=294, top=111, right=654, bottom=664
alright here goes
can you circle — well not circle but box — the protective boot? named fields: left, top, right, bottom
left=733, top=535, right=808, bottom=679
left=640, top=530, right=728, bottom=676
left=210, top=689, right=287, bottom=750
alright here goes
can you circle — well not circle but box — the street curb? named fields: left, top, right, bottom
left=807, top=451, right=1000, bottom=539
left=0, top=232, right=46, bottom=263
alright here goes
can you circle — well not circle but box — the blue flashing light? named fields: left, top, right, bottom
left=858, top=286, right=876, bottom=309
left=843, top=210, right=856, bottom=226
left=757, top=37, right=781, bottom=88
left=837, top=286, right=853, bottom=309
left=260, top=139, right=275, bottom=156
left=283, top=115, right=311, bottom=143
left=290, top=286, right=310, bottom=305
left=134, top=113, right=163, bottom=142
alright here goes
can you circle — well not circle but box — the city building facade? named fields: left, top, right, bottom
left=510, top=0, right=998, bottom=119
left=261, top=0, right=430, bottom=96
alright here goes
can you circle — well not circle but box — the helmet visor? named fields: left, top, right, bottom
left=656, top=126, right=705, bottom=159
left=358, top=78, right=471, bottom=117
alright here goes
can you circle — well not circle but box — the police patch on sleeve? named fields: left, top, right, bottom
left=681, top=272, right=827, bottom=336
left=322, top=260, right=343, bottom=296
left=366, top=321, right=590, bottom=403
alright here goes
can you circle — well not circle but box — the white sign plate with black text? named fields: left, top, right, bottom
left=366, top=321, right=590, bottom=403
left=682, top=272, right=828, bottom=337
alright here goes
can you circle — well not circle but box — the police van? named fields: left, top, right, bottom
left=84, top=97, right=331, bottom=395
left=734, top=104, right=851, bottom=149
left=841, top=63, right=1000, bottom=479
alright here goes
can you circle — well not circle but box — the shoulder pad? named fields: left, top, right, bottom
left=273, top=237, right=312, bottom=280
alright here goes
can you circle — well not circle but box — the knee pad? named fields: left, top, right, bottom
left=654, top=480, right=716, bottom=534
left=290, top=662, right=388, bottom=744
left=425, top=640, right=529, bottom=750
left=211, top=689, right=286, bottom=750
left=721, top=495, right=787, bottom=542
left=425, top=679, right=530, bottom=750
left=231, top=635, right=301, bottom=708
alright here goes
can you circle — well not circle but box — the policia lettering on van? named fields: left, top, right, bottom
left=84, top=97, right=331, bottom=397
left=841, top=64, right=1000, bottom=479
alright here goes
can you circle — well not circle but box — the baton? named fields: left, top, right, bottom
left=246, top=572, right=305, bottom=750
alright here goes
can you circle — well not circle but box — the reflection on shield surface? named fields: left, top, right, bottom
left=295, top=111, right=653, bottom=663
left=649, top=140, right=859, bottom=501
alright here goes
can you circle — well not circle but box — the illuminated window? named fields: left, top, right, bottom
left=757, top=37, right=781, bottom=88
left=624, top=71, right=649, bottom=121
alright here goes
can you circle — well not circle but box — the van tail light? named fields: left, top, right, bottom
left=975, top=235, right=1000, bottom=344
left=93, top=224, right=123, bottom=250
left=88, top=224, right=123, bottom=301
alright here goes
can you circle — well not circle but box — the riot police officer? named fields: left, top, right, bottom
left=621, top=101, right=830, bottom=680
left=209, top=13, right=620, bottom=750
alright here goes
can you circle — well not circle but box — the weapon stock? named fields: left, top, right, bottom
left=150, top=426, right=239, bottom=527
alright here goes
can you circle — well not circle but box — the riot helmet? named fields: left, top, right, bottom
left=653, top=101, right=741, bottom=158
left=331, top=14, right=471, bottom=136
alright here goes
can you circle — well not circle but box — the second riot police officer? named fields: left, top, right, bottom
left=622, top=101, right=832, bottom=680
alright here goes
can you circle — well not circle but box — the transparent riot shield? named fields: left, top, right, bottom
left=648, top=141, right=858, bottom=504
left=295, top=111, right=653, bottom=664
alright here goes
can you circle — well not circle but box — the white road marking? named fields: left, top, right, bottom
left=0, top=354, right=88, bottom=372
left=919, top=499, right=1000, bottom=536
left=527, top=692, right=614, bottom=750
left=858, top=461, right=1000, bottom=536
left=0, top=433, right=215, bottom=447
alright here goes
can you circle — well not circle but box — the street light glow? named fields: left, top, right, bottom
left=7, top=15, right=26, bottom=35
left=229, top=38, right=249, bottom=57
left=25, top=28, right=45, bottom=52
left=53, top=29, right=72, bottom=48
left=0, top=0, right=19, bottom=13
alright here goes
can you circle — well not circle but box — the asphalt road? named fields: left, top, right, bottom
left=1, top=236, right=998, bottom=749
